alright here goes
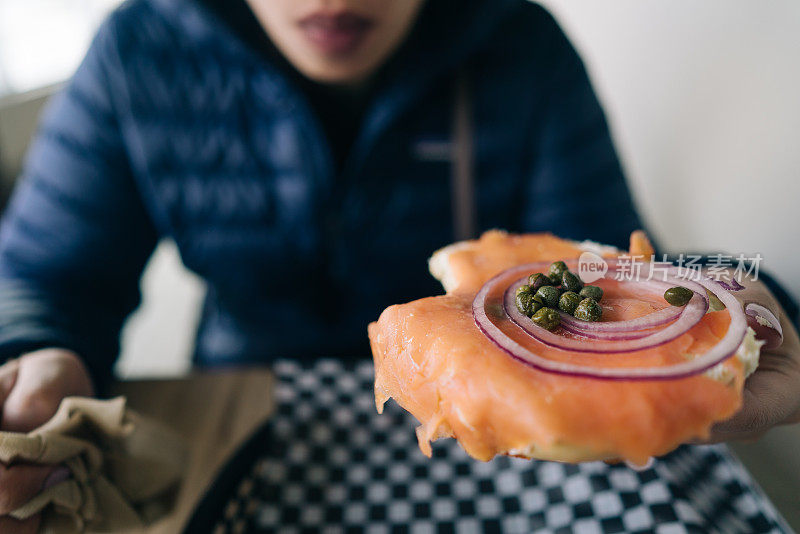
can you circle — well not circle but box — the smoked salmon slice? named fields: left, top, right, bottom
left=369, top=231, right=757, bottom=465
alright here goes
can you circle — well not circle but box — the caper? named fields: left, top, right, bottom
left=579, top=285, right=603, bottom=302
left=547, top=261, right=568, bottom=284
left=534, top=285, right=560, bottom=308
left=561, top=271, right=583, bottom=293
left=664, top=286, right=693, bottom=307
left=531, top=307, right=561, bottom=331
left=528, top=273, right=552, bottom=291
left=558, top=291, right=582, bottom=315
left=516, top=291, right=535, bottom=316
left=516, top=284, right=533, bottom=297
left=574, top=297, right=603, bottom=322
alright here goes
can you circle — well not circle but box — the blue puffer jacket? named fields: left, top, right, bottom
left=0, top=0, right=644, bottom=385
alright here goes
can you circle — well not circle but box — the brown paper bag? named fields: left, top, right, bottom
left=0, top=396, right=186, bottom=533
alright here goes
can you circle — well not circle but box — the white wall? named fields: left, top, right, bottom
left=116, top=241, right=204, bottom=378
left=0, top=0, right=119, bottom=95
left=542, top=0, right=800, bottom=302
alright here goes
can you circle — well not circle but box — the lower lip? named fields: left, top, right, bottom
left=299, top=18, right=373, bottom=56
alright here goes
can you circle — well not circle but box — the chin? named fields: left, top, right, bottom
left=294, top=60, right=377, bottom=86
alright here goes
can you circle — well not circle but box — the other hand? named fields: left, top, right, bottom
left=0, top=349, right=93, bottom=533
left=705, top=275, right=800, bottom=442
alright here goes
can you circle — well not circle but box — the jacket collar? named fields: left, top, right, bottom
left=147, top=0, right=520, bottom=175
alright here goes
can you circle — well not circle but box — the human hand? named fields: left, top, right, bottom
left=0, top=349, right=93, bottom=533
left=705, top=276, right=800, bottom=443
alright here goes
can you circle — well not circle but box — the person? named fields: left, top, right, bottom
left=0, top=0, right=797, bottom=531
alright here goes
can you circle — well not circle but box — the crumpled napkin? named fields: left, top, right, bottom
left=0, top=396, right=186, bottom=533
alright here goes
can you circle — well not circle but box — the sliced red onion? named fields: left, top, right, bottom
left=496, top=259, right=683, bottom=334
left=718, top=278, right=745, bottom=291
left=504, top=279, right=708, bottom=352
left=505, top=276, right=696, bottom=340
left=745, top=303, right=783, bottom=350
left=559, top=322, right=657, bottom=340
left=472, top=266, right=748, bottom=380
left=559, top=277, right=686, bottom=334
left=558, top=306, right=683, bottom=334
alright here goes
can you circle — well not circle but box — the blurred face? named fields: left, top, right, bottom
left=246, top=0, right=426, bottom=85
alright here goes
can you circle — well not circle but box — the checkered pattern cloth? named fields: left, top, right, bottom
left=207, top=359, right=791, bottom=534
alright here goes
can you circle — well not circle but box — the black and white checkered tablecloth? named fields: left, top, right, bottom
left=198, top=359, right=792, bottom=534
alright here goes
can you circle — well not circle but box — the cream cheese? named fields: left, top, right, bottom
left=704, top=327, right=762, bottom=383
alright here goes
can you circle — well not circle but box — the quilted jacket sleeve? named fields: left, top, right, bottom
left=0, top=19, right=158, bottom=388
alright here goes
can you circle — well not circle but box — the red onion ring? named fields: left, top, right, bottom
left=558, top=275, right=687, bottom=334
left=504, top=278, right=708, bottom=352
left=719, top=279, right=745, bottom=291
left=493, top=259, right=676, bottom=334
left=558, top=306, right=684, bottom=334
left=506, top=276, right=700, bottom=340
left=472, top=265, right=748, bottom=380
left=508, top=276, right=698, bottom=341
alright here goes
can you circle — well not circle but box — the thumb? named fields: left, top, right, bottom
left=2, top=378, right=61, bottom=434
left=2, top=350, right=92, bottom=433
left=0, top=359, right=20, bottom=421
left=0, top=358, right=54, bottom=533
